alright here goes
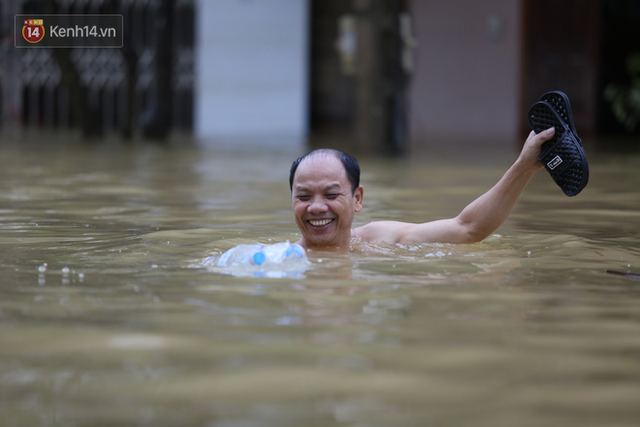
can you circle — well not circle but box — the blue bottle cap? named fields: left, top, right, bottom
left=253, top=252, right=266, bottom=265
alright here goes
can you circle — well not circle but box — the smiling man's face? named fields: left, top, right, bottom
left=291, top=155, right=363, bottom=250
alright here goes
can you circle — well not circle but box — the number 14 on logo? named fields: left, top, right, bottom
left=23, top=19, right=45, bottom=43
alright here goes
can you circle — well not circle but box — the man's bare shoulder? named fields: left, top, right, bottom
left=354, top=217, right=469, bottom=245
left=352, top=221, right=409, bottom=244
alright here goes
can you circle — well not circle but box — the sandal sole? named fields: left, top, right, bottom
left=528, top=100, right=589, bottom=196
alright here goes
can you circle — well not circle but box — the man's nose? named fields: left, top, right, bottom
left=307, top=196, right=328, bottom=213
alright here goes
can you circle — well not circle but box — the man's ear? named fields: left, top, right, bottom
left=354, top=185, right=364, bottom=212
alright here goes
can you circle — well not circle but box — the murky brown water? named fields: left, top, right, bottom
left=1, top=137, right=640, bottom=426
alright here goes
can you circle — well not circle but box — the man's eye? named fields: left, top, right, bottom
left=326, top=194, right=339, bottom=199
left=297, top=195, right=311, bottom=201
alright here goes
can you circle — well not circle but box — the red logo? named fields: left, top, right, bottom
left=22, top=19, right=45, bottom=43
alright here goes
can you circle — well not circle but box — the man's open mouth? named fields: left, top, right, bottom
left=308, top=218, right=334, bottom=228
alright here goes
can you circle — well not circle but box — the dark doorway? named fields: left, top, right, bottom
left=308, top=1, right=356, bottom=140
left=308, top=0, right=411, bottom=154
left=597, top=0, right=640, bottom=137
left=520, top=0, right=600, bottom=139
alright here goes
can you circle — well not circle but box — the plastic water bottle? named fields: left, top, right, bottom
left=216, top=241, right=307, bottom=268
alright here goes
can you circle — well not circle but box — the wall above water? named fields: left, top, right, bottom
left=408, top=0, right=522, bottom=148
left=195, top=0, right=309, bottom=140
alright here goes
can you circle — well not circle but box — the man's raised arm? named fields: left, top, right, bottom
left=354, top=128, right=555, bottom=244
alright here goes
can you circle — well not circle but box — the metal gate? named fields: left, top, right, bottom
left=0, top=0, right=195, bottom=140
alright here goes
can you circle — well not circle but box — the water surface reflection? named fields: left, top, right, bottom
left=1, top=140, right=639, bottom=426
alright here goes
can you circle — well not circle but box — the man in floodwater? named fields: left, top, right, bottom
left=289, top=128, right=556, bottom=251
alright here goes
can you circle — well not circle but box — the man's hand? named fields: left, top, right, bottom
left=517, top=127, right=555, bottom=172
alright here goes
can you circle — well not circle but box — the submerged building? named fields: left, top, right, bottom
left=1, top=0, right=638, bottom=152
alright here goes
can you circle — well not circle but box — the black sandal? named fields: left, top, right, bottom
left=527, top=99, right=589, bottom=196
left=540, top=90, right=581, bottom=144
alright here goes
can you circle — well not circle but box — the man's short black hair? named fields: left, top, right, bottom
left=289, top=148, right=360, bottom=194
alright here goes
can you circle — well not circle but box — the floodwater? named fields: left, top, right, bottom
left=1, top=137, right=640, bottom=427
